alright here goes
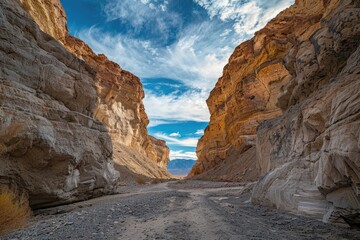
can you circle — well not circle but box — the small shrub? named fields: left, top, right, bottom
left=0, top=188, right=31, bottom=235
left=135, top=177, right=146, bottom=185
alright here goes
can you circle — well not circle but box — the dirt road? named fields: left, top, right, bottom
left=4, top=181, right=360, bottom=240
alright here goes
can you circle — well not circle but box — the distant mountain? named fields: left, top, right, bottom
left=167, top=159, right=196, bottom=176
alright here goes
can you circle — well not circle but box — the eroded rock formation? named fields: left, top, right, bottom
left=190, top=0, right=360, bottom=224
left=190, top=0, right=326, bottom=181
left=253, top=0, right=360, bottom=225
left=0, top=0, right=170, bottom=208
left=20, top=0, right=170, bottom=177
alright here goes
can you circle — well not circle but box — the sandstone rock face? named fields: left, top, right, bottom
left=60, top=35, right=170, bottom=179
left=0, top=0, right=169, bottom=208
left=189, top=0, right=326, bottom=180
left=253, top=0, right=360, bottom=223
left=20, top=0, right=170, bottom=174
left=0, top=0, right=117, bottom=208
left=190, top=0, right=360, bottom=224
left=19, top=0, right=67, bottom=41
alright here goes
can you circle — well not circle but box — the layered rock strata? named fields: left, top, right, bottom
left=0, top=0, right=169, bottom=208
left=190, top=0, right=360, bottom=224
left=253, top=0, right=360, bottom=224
left=20, top=0, right=170, bottom=176
left=190, top=0, right=326, bottom=180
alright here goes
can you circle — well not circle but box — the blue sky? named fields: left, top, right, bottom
left=60, top=0, right=294, bottom=161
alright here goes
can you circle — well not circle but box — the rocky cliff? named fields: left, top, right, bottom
left=189, top=0, right=326, bottom=181
left=190, top=0, right=360, bottom=225
left=20, top=0, right=171, bottom=177
left=0, top=0, right=170, bottom=208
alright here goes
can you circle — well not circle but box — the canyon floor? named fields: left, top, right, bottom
left=4, top=181, right=360, bottom=240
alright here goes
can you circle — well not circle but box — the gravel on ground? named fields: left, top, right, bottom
left=3, top=181, right=360, bottom=240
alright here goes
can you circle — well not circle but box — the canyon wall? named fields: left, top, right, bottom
left=189, top=0, right=326, bottom=181
left=0, top=0, right=170, bottom=208
left=190, top=0, right=360, bottom=224
left=20, top=0, right=170, bottom=178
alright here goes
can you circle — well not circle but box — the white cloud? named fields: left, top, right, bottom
left=147, top=120, right=178, bottom=128
left=169, top=132, right=181, bottom=137
left=105, top=0, right=170, bottom=21
left=170, top=150, right=197, bottom=160
left=195, top=129, right=204, bottom=135
left=220, top=29, right=232, bottom=37
left=154, top=133, right=198, bottom=147
left=144, top=89, right=210, bottom=125
left=104, top=0, right=178, bottom=41
left=194, top=0, right=294, bottom=35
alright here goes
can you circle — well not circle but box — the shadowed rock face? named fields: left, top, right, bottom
left=0, top=0, right=170, bottom=208
left=190, top=0, right=360, bottom=224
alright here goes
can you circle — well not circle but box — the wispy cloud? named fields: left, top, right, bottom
left=194, top=0, right=294, bottom=35
left=169, top=132, right=181, bottom=137
left=148, top=120, right=179, bottom=128
left=195, top=129, right=204, bottom=135
left=170, top=150, right=197, bottom=160
left=104, top=0, right=177, bottom=43
left=144, top=89, right=210, bottom=125
left=154, top=133, right=198, bottom=147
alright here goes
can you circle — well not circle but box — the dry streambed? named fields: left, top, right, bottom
left=4, top=181, right=360, bottom=240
